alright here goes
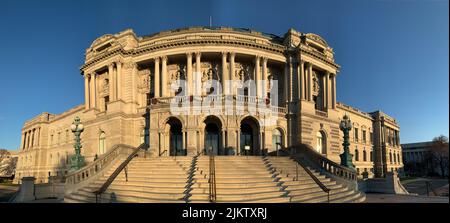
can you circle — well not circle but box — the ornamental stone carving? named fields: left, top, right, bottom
left=101, top=78, right=109, bottom=96
left=312, top=71, right=320, bottom=96
left=138, top=69, right=151, bottom=93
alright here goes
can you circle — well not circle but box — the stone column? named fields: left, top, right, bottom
left=262, top=57, right=268, bottom=98
left=117, top=61, right=122, bottom=100
left=37, top=127, right=40, bottom=146
left=186, top=53, right=193, bottom=95
left=289, top=59, right=294, bottom=101
left=27, top=131, right=31, bottom=149
left=229, top=52, right=235, bottom=95
left=300, top=60, right=305, bottom=100
left=84, top=74, right=90, bottom=110
left=325, top=71, right=330, bottom=109
left=255, top=55, right=261, bottom=98
left=20, top=132, right=25, bottom=150
left=308, top=63, right=313, bottom=101
left=161, top=56, right=168, bottom=97
left=108, top=63, right=115, bottom=101
left=322, top=72, right=327, bottom=109
left=284, top=62, right=289, bottom=103
left=221, top=52, right=228, bottom=95
left=91, top=73, right=97, bottom=108
left=154, top=57, right=160, bottom=98
left=331, top=73, right=336, bottom=108
left=195, top=52, right=201, bottom=96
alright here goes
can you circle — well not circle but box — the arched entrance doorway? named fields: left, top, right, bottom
left=240, top=117, right=260, bottom=155
left=204, top=116, right=222, bottom=155
left=167, top=117, right=184, bottom=156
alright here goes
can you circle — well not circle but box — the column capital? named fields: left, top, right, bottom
left=161, top=55, right=168, bottom=62
left=195, top=52, right=201, bottom=57
left=115, top=59, right=124, bottom=66
left=154, top=57, right=160, bottom=63
left=262, top=56, right=268, bottom=63
left=229, top=52, right=236, bottom=57
left=221, top=51, right=228, bottom=57
left=108, top=62, right=115, bottom=69
left=124, top=61, right=137, bottom=69
left=186, top=52, right=193, bottom=58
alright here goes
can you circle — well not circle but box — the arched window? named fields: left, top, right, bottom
left=316, top=131, right=326, bottom=154
left=393, top=152, right=397, bottom=163
left=99, top=132, right=106, bottom=155
left=397, top=153, right=401, bottom=164
left=363, top=150, right=367, bottom=161
left=389, top=152, right=393, bottom=164
left=370, top=151, right=373, bottom=162
left=355, top=148, right=359, bottom=161
left=272, top=129, right=282, bottom=151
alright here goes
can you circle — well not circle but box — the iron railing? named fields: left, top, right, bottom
left=291, top=156, right=331, bottom=203
left=208, top=148, right=217, bottom=203
left=93, top=143, right=148, bottom=203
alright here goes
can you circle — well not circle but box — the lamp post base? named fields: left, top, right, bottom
left=70, top=154, right=85, bottom=171
left=340, top=151, right=355, bottom=169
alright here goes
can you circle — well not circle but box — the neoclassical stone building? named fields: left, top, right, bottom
left=14, top=27, right=403, bottom=184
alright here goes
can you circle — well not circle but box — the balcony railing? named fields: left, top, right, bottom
left=148, top=95, right=287, bottom=116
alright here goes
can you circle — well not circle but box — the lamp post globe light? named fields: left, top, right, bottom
left=70, top=116, right=85, bottom=171
left=339, top=114, right=355, bottom=169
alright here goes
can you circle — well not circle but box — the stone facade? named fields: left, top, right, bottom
left=14, top=27, right=402, bottom=183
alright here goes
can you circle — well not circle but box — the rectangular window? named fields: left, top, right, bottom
left=354, top=128, right=359, bottom=142
left=370, top=132, right=373, bottom=143
left=104, top=96, right=109, bottom=111
left=362, top=130, right=366, bottom=142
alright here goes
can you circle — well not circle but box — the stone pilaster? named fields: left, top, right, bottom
left=116, top=61, right=122, bottom=100
left=195, top=52, right=201, bottom=96
left=161, top=56, right=168, bottom=97
left=262, top=57, right=268, bottom=97
left=186, top=53, right=193, bottom=95
left=154, top=57, right=160, bottom=98
left=255, top=55, right=261, bottom=98
left=229, top=52, right=235, bottom=95
left=84, top=74, right=89, bottom=110
left=108, top=63, right=115, bottom=101
left=221, top=52, right=228, bottom=95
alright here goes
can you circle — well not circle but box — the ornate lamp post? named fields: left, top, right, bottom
left=70, top=116, right=85, bottom=171
left=339, top=114, right=355, bottom=169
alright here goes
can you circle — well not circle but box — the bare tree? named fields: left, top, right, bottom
left=0, top=149, right=17, bottom=178
left=431, top=135, right=449, bottom=178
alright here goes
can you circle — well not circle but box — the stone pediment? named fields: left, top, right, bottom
left=305, top=33, right=328, bottom=47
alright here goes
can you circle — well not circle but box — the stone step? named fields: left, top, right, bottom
left=85, top=184, right=186, bottom=194
left=190, top=191, right=287, bottom=202
left=77, top=188, right=186, bottom=201
left=192, top=177, right=275, bottom=184
left=291, top=187, right=352, bottom=203
left=191, top=186, right=281, bottom=195
left=191, top=181, right=280, bottom=189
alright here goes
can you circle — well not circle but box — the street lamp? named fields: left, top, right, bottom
left=339, top=114, right=355, bottom=169
left=70, top=116, right=85, bottom=171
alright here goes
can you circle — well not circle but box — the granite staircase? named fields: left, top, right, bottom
left=64, top=155, right=364, bottom=203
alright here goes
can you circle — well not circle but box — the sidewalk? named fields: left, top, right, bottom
left=364, top=193, right=449, bottom=203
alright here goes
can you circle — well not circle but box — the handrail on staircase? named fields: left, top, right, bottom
left=208, top=148, right=217, bottom=203
left=290, top=144, right=357, bottom=182
left=159, top=150, right=167, bottom=156
left=292, top=156, right=331, bottom=203
left=93, top=143, right=149, bottom=203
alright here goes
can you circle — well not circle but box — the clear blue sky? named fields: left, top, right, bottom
left=0, top=0, right=448, bottom=150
